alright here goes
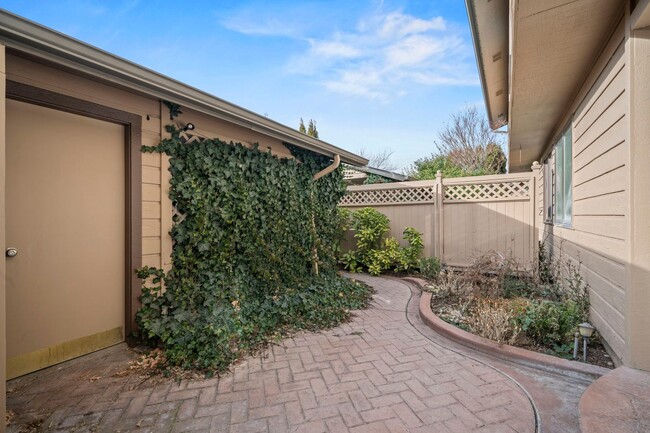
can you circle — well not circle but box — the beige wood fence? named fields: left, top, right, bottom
left=340, top=172, right=537, bottom=268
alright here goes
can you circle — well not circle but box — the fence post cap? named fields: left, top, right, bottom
left=435, top=170, right=442, bottom=178
left=531, top=161, right=541, bottom=170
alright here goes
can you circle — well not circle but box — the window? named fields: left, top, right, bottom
left=544, top=125, right=572, bottom=226
left=556, top=127, right=572, bottom=226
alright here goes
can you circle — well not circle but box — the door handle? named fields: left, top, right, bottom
left=6, top=248, right=18, bottom=257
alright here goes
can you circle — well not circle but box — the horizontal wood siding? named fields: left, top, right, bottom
left=5, top=53, right=306, bottom=299
left=175, top=107, right=293, bottom=159
left=541, top=20, right=628, bottom=361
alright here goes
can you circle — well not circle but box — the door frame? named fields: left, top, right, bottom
left=6, top=80, right=142, bottom=337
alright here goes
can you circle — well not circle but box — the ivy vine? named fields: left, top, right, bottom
left=137, top=125, right=371, bottom=371
left=162, top=100, right=182, bottom=120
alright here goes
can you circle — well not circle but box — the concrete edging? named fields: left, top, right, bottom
left=403, top=276, right=610, bottom=379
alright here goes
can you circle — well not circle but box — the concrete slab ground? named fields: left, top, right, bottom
left=6, top=275, right=604, bottom=433
left=579, top=366, right=650, bottom=433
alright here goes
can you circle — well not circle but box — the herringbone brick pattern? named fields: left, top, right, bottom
left=7, top=276, right=534, bottom=432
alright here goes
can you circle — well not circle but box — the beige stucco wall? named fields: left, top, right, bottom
left=540, top=18, right=630, bottom=362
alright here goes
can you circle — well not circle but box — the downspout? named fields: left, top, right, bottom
left=310, top=154, right=341, bottom=275
left=313, top=154, right=341, bottom=180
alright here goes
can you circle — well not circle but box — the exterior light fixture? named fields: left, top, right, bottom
left=183, top=123, right=195, bottom=131
left=578, top=322, right=594, bottom=338
left=578, top=323, right=595, bottom=362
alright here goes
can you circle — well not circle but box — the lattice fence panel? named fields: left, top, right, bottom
left=179, top=132, right=205, bottom=145
left=444, top=180, right=530, bottom=202
left=340, top=186, right=436, bottom=206
left=343, top=168, right=358, bottom=179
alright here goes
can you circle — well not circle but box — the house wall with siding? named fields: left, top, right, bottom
left=539, top=19, right=629, bottom=362
left=5, top=53, right=292, bottom=277
left=0, top=43, right=8, bottom=424
left=628, top=23, right=650, bottom=371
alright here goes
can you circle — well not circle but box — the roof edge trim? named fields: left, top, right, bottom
left=465, top=0, right=494, bottom=127
left=0, top=9, right=368, bottom=166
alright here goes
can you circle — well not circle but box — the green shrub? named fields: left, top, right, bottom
left=350, top=207, right=390, bottom=258
left=341, top=208, right=424, bottom=276
left=337, top=207, right=352, bottom=238
left=419, top=256, right=441, bottom=281
left=366, top=237, right=401, bottom=276
left=517, top=300, right=582, bottom=347
left=502, top=274, right=534, bottom=298
left=136, top=125, right=372, bottom=371
left=399, top=227, right=424, bottom=272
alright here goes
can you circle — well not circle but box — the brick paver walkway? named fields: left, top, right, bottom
left=7, top=275, right=535, bottom=432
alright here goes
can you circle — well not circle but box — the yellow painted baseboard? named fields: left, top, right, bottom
left=7, top=327, right=123, bottom=379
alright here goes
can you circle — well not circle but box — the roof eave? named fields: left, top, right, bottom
left=0, top=9, right=368, bottom=166
left=466, top=0, right=495, bottom=127
left=357, top=165, right=409, bottom=182
left=465, top=0, right=509, bottom=130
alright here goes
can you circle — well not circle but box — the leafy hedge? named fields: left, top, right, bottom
left=341, top=207, right=424, bottom=275
left=137, top=126, right=371, bottom=371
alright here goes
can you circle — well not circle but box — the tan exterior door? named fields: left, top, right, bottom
left=6, top=99, right=125, bottom=379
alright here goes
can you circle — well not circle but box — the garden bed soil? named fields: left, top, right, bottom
left=430, top=298, right=614, bottom=369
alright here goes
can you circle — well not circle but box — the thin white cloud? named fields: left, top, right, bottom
left=384, top=35, right=451, bottom=68
left=378, top=12, right=446, bottom=37
left=222, top=8, right=478, bottom=100
left=323, top=66, right=384, bottom=99
left=310, top=40, right=361, bottom=59
left=221, top=17, right=300, bottom=37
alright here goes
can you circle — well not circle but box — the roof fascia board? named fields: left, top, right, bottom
left=349, top=165, right=409, bottom=181
left=632, top=0, right=650, bottom=29
left=507, top=0, right=517, bottom=171
left=465, top=0, right=494, bottom=125
left=0, top=10, right=368, bottom=166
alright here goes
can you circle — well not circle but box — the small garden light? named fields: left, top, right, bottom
left=183, top=122, right=195, bottom=132
left=579, top=322, right=594, bottom=338
left=578, top=322, right=595, bottom=362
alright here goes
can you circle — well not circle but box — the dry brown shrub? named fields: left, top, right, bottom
left=463, top=251, right=521, bottom=296
left=6, top=410, right=15, bottom=426
left=429, top=269, right=473, bottom=303
left=113, top=348, right=207, bottom=384
left=466, top=298, right=528, bottom=344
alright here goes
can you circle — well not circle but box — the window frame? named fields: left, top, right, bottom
left=543, top=159, right=553, bottom=223
left=543, top=123, right=573, bottom=227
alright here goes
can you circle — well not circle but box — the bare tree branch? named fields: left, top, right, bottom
left=434, top=106, right=506, bottom=174
left=358, top=148, right=398, bottom=171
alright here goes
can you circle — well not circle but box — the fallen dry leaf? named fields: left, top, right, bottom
left=6, top=409, right=16, bottom=425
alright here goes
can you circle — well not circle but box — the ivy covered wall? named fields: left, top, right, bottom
left=137, top=126, right=371, bottom=370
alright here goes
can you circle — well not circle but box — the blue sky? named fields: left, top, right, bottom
left=0, top=0, right=485, bottom=170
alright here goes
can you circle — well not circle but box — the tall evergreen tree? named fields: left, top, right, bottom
left=299, top=118, right=319, bottom=138
left=307, top=119, right=319, bottom=138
